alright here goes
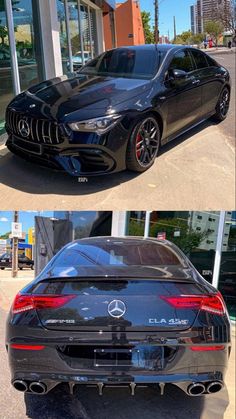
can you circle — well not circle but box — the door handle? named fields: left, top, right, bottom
left=192, top=79, right=200, bottom=85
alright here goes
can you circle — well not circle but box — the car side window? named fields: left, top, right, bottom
left=191, top=50, right=209, bottom=69
left=168, top=50, right=194, bottom=73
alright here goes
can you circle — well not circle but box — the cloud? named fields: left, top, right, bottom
left=0, top=217, right=8, bottom=222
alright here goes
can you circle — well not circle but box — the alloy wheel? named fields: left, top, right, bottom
left=220, top=89, right=230, bottom=118
left=135, top=118, right=160, bottom=167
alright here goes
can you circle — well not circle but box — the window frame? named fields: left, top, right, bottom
left=189, top=49, right=210, bottom=70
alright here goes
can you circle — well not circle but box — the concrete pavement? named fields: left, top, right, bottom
left=0, top=270, right=235, bottom=419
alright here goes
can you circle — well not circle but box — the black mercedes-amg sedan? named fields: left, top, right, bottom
left=6, top=237, right=231, bottom=397
left=5, top=45, right=231, bottom=176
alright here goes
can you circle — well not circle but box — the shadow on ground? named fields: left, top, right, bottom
left=24, top=382, right=229, bottom=419
left=0, top=119, right=219, bottom=197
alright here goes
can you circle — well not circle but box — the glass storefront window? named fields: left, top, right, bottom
left=219, top=212, right=236, bottom=320
left=127, top=210, right=219, bottom=282
left=12, top=0, right=40, bottom=91
left=57, top=0, right=69, bottom=74
left=0, top=2, right=14, bottom=132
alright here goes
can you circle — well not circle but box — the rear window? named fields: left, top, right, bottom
left=52, top=241, right=182, bottom=268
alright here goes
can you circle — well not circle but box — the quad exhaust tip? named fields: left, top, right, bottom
left=207, top=381, right=223, bottom=394
left=187, top=383, right=205, bottom=396
left=29, top=382, right=47, bottom=394
left=13, top=380, right=28, bottom=392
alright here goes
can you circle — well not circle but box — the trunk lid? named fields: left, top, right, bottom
left=33, top=273, right=204, bottom=332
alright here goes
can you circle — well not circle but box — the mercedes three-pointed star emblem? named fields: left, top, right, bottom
left=107, top=299, right=126, bottom=318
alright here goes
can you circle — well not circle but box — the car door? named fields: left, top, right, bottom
left=189, top=49, right=224, bottom=116
left=161, top=48, right=202, bottom=138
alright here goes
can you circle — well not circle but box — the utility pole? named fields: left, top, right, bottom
left=154, top=0, right=159, bottom=44
left=12, top=211, right=19, bottom=278
left=173, top=16, right=176, bottom=41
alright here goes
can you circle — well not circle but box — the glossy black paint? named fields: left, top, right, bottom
left=5, top=45, right=231, bottom=176
left=6, top=237, right=231, bottom=395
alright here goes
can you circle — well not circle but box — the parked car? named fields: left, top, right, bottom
left=5, top=45, right=231, bottom=177
left=0, top=253, right=34, bottom=270
left=6, top=237, right=231, bottom=397
left=67, top=51, right=92, bottom=71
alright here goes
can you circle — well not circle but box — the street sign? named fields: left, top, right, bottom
left=11, top=222, right=22, bottom=238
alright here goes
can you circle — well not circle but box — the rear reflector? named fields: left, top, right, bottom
left=190, top=345, right=225, bottom=351
left=10, top=344, right=45, bottom=350
left=12, top=293, right=76, bottom=314
left=161, top=292, right=225, bottom=315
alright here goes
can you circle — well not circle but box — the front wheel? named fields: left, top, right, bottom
left=212, top=87, right=230, bottom=122
left=126, top=116, right=161, bottom=173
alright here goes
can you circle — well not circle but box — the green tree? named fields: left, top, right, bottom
left=128, top=217, right=208, bottom=256
left=0, top=25, right=7, bottom=45
left=205, top=20, right=224, bottom=47
left=141, top=11, right=154, bottom=44
left=190, top=33, right=205, bottom=45
left=0, top=232, right=10, bottom=240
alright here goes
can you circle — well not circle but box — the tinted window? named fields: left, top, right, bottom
left=52, top=241, right=182, bottom=268
left=80, top=48, right=166, bottom=80
left=191, top=50, right=209, bottom=69
left=206, top=55, right=218, bottom=67
left=169, top=50, right=194, bottom=73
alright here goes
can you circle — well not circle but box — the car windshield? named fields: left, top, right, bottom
left=52, top=241, right=182, bottom=268
left=79, top=48, right=166, bottom=80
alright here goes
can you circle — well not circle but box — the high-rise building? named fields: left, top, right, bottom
left=191, top=0, right=233, bottom=33
left=190, top=4, right=198, bottom=34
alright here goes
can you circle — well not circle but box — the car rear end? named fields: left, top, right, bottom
left=6, top=272, right=231, bottom=396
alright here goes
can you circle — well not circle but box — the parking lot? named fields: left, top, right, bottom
left=0, top=270, right=235, bottom=419
left=0, top=51, right=235, bottom=211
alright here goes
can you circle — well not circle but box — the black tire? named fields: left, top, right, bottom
left=126, top=115, right=161, bottom=173
left=0, top=267, right=4, bottom=270
left=212, top=87, right=230, bottom=122
left=31, top=265, right=34, bottom=270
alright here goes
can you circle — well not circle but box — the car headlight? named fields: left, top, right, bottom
left=68, top=114, right=122, bottom=134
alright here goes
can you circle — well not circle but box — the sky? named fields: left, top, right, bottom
left=140, top=0, right=195, bottom=39
left=0, top=211, right=53, bottom=236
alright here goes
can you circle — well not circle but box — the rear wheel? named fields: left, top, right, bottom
left=126, top=116, right=161, bottom=172
left=213, top=87, right=230, bottom=122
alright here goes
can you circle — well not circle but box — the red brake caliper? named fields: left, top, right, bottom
left=136, top=133, right=142, bottom=159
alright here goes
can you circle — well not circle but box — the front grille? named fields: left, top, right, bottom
left=6, top=108, right=63, bottom=145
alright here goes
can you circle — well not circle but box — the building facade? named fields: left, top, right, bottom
left=104, top=0, right=144, bottom=50
left=0, top=0, right=116, bottom=132
left=191, top=0, right=233, bottom=34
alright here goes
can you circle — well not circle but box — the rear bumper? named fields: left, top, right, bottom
left=7, top=334, right=230, bottom=395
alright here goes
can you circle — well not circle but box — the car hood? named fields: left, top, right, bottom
left=9, top=74, right=152, bottom=121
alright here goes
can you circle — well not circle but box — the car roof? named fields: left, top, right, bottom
left=115, top=44, right=190, bottom=52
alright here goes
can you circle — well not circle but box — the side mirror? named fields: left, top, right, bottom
left=172, top=69, right=188, bottom=79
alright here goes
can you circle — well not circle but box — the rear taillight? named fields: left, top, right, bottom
left=10, top=344, right=45, bottom=350
left=12, top=293, right=76, bottom=314
left=161, top=292, right=225, bottom=315
left=190, top=345, right=225, bottom=351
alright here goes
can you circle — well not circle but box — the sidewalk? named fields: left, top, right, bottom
left=206, top=47, right=236, bottom=54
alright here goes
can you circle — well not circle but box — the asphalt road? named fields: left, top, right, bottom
left=207, top=50, right=235, bottom=147
left=0, top=50, right=235, bottom=211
